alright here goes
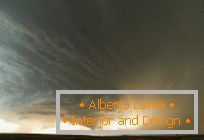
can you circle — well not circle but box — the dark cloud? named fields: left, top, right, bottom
left=0, top=0, right=203, bottom=133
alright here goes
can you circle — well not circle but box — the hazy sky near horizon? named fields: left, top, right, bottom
left=0, top=0, right=203, bottom=133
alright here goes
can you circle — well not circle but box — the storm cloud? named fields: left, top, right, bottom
left=0, top=0, right=204, bottom=133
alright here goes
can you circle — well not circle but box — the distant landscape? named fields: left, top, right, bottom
left=0, top=134, right=203, bottom=140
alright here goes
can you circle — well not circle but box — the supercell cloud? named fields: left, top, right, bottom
left=0, top=0, right=203, bottom=133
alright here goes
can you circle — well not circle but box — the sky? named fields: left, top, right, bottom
left=0, top=0, right=203, bottom=134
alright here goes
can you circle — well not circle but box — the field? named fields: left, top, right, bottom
left=0, top=134, right=203, bottom=140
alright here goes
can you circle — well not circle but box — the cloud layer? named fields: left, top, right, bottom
left=0, top=0, right=203, bottom=133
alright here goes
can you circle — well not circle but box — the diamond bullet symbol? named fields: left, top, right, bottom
left=63, top=117, right=67, bottom=123
left=169, top=102, right=175, bottom=108
left=80, top=102, right=85, bottom=108
left=186, top=118, right=191, bottom=124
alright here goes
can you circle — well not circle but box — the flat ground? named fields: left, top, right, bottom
left=0, top=134, right=203, bottom=140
